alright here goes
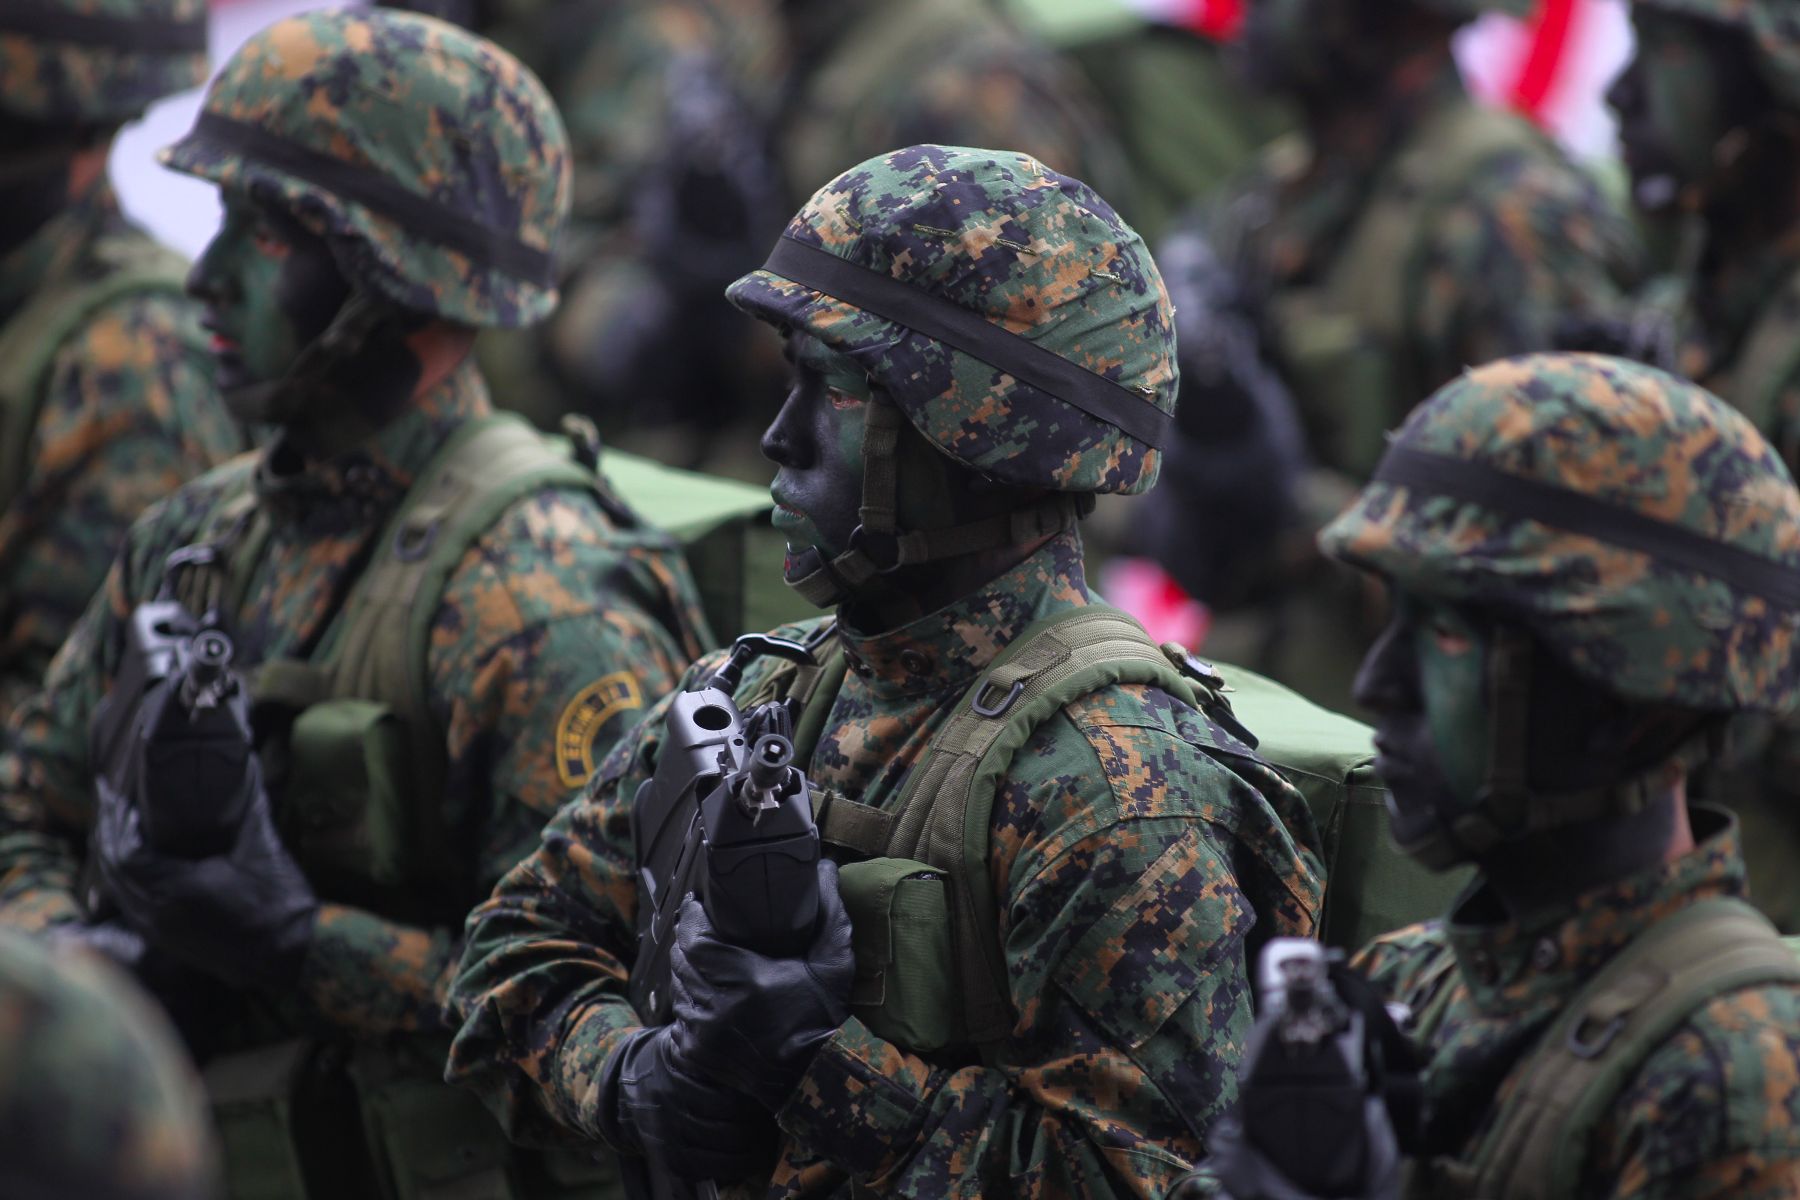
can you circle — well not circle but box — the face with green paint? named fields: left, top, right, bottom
left=1608, top=8, right=1762, bottom=211
left=187, top=189, right=350, bottom=400
left=1354, top=589, right=1493, bottom=854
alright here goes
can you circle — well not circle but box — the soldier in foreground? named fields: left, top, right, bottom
left=447, top=144, right=1325, bottom=1197
left=0, top=0, right=244, bottom=722
left=0, top=927, right=218, bottom=1200
left=1609, top=0, right=1800, bottom=933
left=0, top=9, right=708, bottom=1196
left=1153, top=0, right=1637, bottom=712
left=1189, top=353, right=1800, bottom=1198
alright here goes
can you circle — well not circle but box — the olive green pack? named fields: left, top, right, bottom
left=1266, top=100, right=1547, bottom=476
left=0, top=230, right=192, bottom=536
left=173, top=412, right=782, bottom=1199
left=1404, top=897, right=1800, bottom=1199
left=768, top=604, right=1467, bottom=1058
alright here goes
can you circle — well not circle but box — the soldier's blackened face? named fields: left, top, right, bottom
left=1609, top=9, right=1758, bottom=211
left=762, top=333, right=873, bottom=576
left=1354, top=591, right=1493, bottom=861
left=188, top=191, right=351, bottom=396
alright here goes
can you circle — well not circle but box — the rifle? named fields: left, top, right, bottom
left=627, top=633, right=825, bottom=1200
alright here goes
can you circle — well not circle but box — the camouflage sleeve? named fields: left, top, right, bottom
left=774, top=685, right=1274, bottom=1197
left=0, top=290, right=238, bottom=718
left=1412, top=150, right=1638, bottom=390
left=1586, top=985, right=1800, bottom=1199
left=298, top=489, right=693, bottom=1036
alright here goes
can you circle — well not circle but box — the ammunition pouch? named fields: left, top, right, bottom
left=279, top=697, right=412, bottom=904
left=205, top=1037, right=621, bottom=1200
left=836, top=856, right=959, bottom=1058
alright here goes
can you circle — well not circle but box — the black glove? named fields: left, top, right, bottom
left=598, top=1024, right=780, bottom=1182
left=669, top=859, right=854, bottom=1113
left=94, top=775, right=319, bottom=992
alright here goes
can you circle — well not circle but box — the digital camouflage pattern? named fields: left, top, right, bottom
left=0, top=927, right=217, bottom=1200
left=0, top=366, right=699, bottom=1035
left=447, top=531, right=1326, bottom=1197
left=727, top=145, right=1178, bottom=496
left=1631, top=0, right=1800, bottom=105
left=0, top=0, right=208, bottom=124
left=1320, top=352, right=1800, bottom=715
left=1356, top=810, right=1800, bottom=1198
left=159, top=7, right=572, bottom=329
left=0, top=187, right=242, bottom=726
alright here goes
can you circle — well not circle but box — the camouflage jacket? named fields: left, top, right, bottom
left=0, top=363, right=698, bottom=1036
left=1198, top=68, right=1637, bottom=478
left=0, top=184, right=242, bottom=724
left=446, top=531, right=1326, bottom=1198
left=0, top=928, right=216, bottom=1200
left=1356, top=810, right=1800, bottom=1198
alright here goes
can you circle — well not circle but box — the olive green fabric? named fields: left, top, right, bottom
left=1417, top=897, right=1800, bottom=1199
left=1220, top=663, right=1473, bottom=950
left=815, top=605, right=1452, bottom=1055
left=0, top=232, right=189, bottom=514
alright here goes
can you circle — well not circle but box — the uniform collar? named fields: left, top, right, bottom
left=833, top=530, right=1090, bottom=698
left=1442, top=807, right=1746, bottom=1017
left=255, top=362, right=492, bottom=530
left=0, top=179, right=112, bottom=323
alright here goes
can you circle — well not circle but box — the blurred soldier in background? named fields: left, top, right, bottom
left=447, top=144, right=1324, bottom=1198
left=1609, top=0, right=1800, bottom=933
left=0, top=0, right=244, bottom=723
left=0, top=927, right=218, bottom=1200
left=1143, top=0, right=1640, bottom=713
left=1183, top=353, right=1800, bottom=1199
left=0, top=9, right=709, bottom=1197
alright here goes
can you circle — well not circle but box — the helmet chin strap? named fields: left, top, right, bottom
left=1404, top=627, right=1720, bottom=870
left=785, top=395, right=1093, bottom=608
left=219, top=290, right=396, bottom=429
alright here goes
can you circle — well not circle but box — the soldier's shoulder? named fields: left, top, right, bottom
left=125, top=450, right=261, bottom=552
left=1350, top=920, right=1451, bottom=998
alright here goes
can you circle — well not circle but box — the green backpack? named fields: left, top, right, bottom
left=1405, top=897, right=1800, bottom=1199
left=760, top=603, right=1469, bottom=1057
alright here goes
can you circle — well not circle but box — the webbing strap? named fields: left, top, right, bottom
left=1466, top=897, right=1800, bottom=1200
left=882, top=604, right=1202, bottom=1045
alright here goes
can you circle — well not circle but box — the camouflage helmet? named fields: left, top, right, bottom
left=159, top=8, right=570, bottom=329
left=1630, top=0, right=1800, bottom=107
left=0, top=0, right=208, bottom=125
left=727, top=144, right=1177, bottom=497
left=1321, top=353, right=1800, bottom=717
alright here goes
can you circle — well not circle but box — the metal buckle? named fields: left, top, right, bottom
left=393, top=520, right=439, bottom=563
left=847, top=524, right=902, bottom=572
left=970, top=678, right=1025, bottom=718
left=1566, top=1014, right=1626, bottom=1059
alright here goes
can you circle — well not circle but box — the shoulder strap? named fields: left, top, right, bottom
left=879, top=604, right=1205, bottom=1046
left=1716, top=265, right=1800, bottom=444
left=1469, top=896, right=1800, bottom=1200
left=0, top=234, right=189, bottom=514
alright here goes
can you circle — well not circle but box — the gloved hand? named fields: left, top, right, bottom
left=670, top=859, right=854, bottom=1113
left=597, top=1024, right=780, bottom=1182
left=93, top=775, right=319, bottom=992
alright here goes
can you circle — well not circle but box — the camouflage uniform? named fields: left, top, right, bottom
left=0, top=10, right=706, bottom=1195
left=1320, top=353, right=1800, bottom=1197
left=1615, top=0, right=1800, bottom=931
left=0, top=0, right=243, bottom=723
left=1168, top=0, right=1639, bottom=714
left=0, top=928, right=218, bottom=1200
left=447, top=145, right=1326, bottom=1198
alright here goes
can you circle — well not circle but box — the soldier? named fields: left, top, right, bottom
left=1149, top=0, right=1640, bottom=714
left=0, top=927, right=218, bottom=1200
left=0, top=0, right=244, bottom=722
left=446, top=145, right=1326, bottom=1197
left=1608, top=0, right=1800, bottom=932
left=1206, top=353, right=1800, bottom=1198
left=0, top=9, right=709, bottom=1197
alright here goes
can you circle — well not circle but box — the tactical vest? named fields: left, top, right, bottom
left=0, top=229, right=192, bottom=556
left=1265, top=100, right=1549, bottom=477
left=1404, top=896, right=1800, bottom=1199
left=744, top=604, right=1466, bottom=1060
left=173, top=413, right=773, bottom=1200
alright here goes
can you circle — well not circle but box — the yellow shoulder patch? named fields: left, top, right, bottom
left=555, top=671, right=643, bottom=788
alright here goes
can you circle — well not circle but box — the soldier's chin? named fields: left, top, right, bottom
left=784, top=544, right=825, bottom=583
